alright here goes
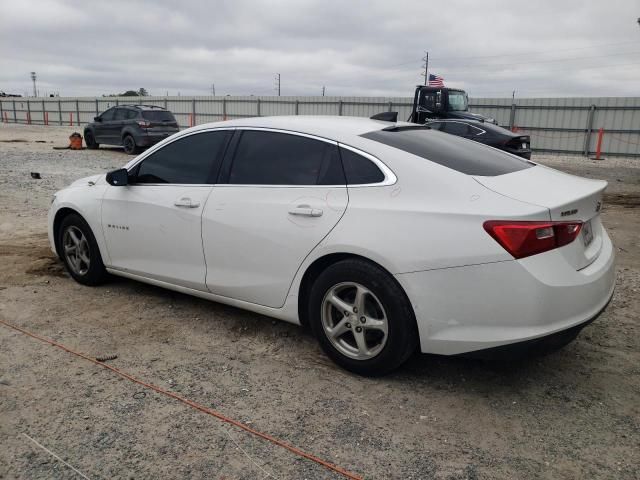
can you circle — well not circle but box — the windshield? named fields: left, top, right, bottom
left=447, top=92, right=468, bottom=112
left=142, top=110, right=176, bottom=122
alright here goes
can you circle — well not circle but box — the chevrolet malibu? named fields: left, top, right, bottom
left=48, top=116, right=616, bottom=375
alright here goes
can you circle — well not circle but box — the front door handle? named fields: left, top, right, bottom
left=174, top=197, right=200, bottom=208
left=288, top=205, right=323, bottom=217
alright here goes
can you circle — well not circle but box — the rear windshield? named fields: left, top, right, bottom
left=361, top=128, right=532, bottom=176
left=142, top=110, right=176, bottom=122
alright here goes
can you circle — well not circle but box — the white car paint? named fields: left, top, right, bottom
left=48, top=116, right=616, bottom=357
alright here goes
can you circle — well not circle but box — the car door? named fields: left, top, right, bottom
left=110, top=107, right=128, bottom=143
left=101, top=129, right=233, bottom=290
left=93, top=107, right=115, bottom=143
left=202, top=129, right=348, bottom=308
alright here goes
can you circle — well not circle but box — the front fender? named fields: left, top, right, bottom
left=48, top=185, right=111, bottom=265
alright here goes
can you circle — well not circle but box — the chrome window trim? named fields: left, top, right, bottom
left=337, top=142, right=397, bottom=187
left=121, top=125, right=396, bottom=188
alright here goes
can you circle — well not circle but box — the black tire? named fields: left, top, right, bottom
left=57, top=213, right=108, bottom=286
left=85, top=131, right=99, bottom=149
left=308, top=259, right=418, bottom=376
left=122, top=134, right=140, bottom=155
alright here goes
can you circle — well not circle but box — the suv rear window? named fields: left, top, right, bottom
left=361, top=127, right=532, bottom=176
left=142, top=110, right=176, bottom=122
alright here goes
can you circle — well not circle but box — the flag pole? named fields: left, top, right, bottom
left=423, top=51, right=429, bottom=86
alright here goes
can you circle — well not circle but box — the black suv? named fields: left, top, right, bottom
left=84, top=105, right=179, bottom=154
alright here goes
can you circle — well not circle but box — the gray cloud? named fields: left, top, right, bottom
left=1, top=0, right=638, bottom=98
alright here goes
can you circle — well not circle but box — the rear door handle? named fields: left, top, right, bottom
left=174, top=197, right=200, bottom=208
left=288, top=205, right=323, bottom=217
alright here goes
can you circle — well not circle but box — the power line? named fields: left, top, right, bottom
left=382, top=40, right=640, bottom=69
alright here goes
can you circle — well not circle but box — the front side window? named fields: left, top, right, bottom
left=228, top=131, right=344, bottom=185
left=134, top=130, right=232, bottom=184
left=100, top=108, right=115, bottom=121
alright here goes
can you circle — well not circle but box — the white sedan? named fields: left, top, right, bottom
left=48, top=116, right=615, bottom=375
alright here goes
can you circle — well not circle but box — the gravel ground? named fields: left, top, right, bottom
left=0, top=124, right=638, bottom=480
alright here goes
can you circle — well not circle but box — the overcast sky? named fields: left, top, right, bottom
left=1, top=0, right=638, bottom=98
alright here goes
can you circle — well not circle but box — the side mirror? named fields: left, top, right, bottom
left=106, top=168, right=129, bottom=186
left=94, top=116, right=102, bottom=122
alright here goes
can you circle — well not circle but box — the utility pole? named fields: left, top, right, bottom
left=512, top=90, right=516, bottom=100
left=322, top=85, right=325, bottom=96
left=211, top=83, right=216, bottom=96
left=274, top=73, right=281, bottom=96
left=30, top=72, right=37, bottom=97
left=421, top=52, right=429, bottom=86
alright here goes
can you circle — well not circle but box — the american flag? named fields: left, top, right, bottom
left=428, top=73, right=444, bottom=87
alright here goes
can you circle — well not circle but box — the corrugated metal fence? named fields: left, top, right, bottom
left=1, top=95, right=639, bottom=157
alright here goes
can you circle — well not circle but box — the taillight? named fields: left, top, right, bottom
left=483, top=220, right=582, bottom=259
left=137, top=120, right=151, bottom=128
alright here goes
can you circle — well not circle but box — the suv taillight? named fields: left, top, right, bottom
left=137, top=120, right=151, bottom=128
left=483, top=220, right=582, bottom=259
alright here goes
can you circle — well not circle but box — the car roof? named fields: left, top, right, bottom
left=189, top=115, right=404, bottom=144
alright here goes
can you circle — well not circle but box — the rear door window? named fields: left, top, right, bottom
left=114, top=108, right=128, bottom=121
left=134, top=130, right=232, bottom=184
left=361, top=127, right=532, bottom=176
left=228, top=130, right=344, bottom=185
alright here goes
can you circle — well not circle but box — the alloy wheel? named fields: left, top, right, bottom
left=321, top=282, right=389, bottom=360
left=63, top=226, right=90, bottom=276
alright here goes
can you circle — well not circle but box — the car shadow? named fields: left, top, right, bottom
left=105, top=274, right=585, bottom=393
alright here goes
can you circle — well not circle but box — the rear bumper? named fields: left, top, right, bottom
left=396, top=228, right=616, bottom=355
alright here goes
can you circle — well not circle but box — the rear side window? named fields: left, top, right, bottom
left=135, top=130, right=232, bottom=184
left=339, top=147, right=385, bottom=184
left=228, top=131, right=344, bottom=185
left=361, top=128, right=532, bottom=176
left=441, top=122, right=470, bottom=136
left=142, top=110, right=176, bottom=122
left=127, top=109, right=138, bottom=119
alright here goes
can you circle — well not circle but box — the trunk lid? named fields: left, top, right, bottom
left=474, top=164, right=607, bottom=270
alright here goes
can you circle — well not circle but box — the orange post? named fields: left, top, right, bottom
left=69, top=112, right=73, bottom=126
left=27, top=112, right=31, bottom=125
left=511, top=125, right=519, bottom=133
left=594, top=127, right=604, bottom=160
left=44, top=112, right=49, bottom=126
left=189, top=113, right=194, bottom=127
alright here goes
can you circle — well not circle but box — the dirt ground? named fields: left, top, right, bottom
left=0, top=124, right=638, bottom=480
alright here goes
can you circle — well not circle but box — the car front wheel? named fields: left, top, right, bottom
left=309, top=259, right=418, bottom=376
left=85, top=131, right=99, bottom=149
left=58, top=214, right=108, bottom=285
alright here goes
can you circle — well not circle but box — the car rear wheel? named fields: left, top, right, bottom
left=122, top=134, right=140, bottom=155
left=85, top=131, right=99, bottom=149
left=58, top=214, right=108, bottom=286
left=309, top=259, right=418, bottom=376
